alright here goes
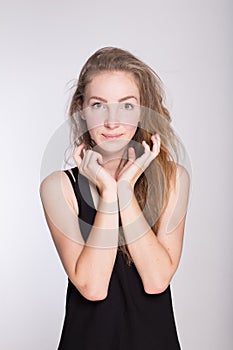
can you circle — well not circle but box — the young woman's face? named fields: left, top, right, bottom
left=82, top=71, right=141, bottom=156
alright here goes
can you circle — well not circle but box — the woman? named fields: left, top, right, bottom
left=40, top=47, right=190, bottom=349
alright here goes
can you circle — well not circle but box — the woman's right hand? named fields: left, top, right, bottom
left=73, top=143, right=117, bottom=197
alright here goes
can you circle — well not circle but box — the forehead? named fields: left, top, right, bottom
left=84, top=71, right=140, bottom=100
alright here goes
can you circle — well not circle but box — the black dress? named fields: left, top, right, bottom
left=57, top=166, right=181, bottom=349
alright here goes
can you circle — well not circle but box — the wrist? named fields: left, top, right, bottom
left=98, top=191, right=119, bottom=215
left=100, top=186, right=118, bottom=201
left=117, top=180, right=134, bottom=193
left=117, top=180, right=134, bottom=210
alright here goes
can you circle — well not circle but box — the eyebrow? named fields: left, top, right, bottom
left=88, top=95, right=139, bottom=103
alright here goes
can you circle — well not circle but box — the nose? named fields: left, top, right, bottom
left=104, top=104, right=120, bottom=128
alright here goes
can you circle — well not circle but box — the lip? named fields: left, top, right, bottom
left=102, top=134, right=123, bottom=139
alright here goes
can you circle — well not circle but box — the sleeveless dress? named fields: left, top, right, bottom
left=57, top=166, right=181, bottom=349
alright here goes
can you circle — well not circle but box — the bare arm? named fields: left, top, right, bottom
left=40, top=167, right=119, bottom=301
left=74, top=184, right=119, bottom=301
left=117, top=164, right=190, bottom=294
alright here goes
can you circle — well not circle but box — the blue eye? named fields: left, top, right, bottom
left=123, top=103, right=134, bottom=110
left=91, top=102, right=103, bottom=109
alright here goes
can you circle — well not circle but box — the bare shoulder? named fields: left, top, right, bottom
left=157, top=163, right=190, bottom=235
left=166, top=162, right=190, bottom=190
left=39, top=171, right=84, bottom=289
left=175, top=164, right=190, bottom=192
left=40, top=169, right=79, bottom=216
left=176, top=163, right=190, bottom=179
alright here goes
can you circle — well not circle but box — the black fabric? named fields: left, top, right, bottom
left=57, top=167, right=181, bottom=349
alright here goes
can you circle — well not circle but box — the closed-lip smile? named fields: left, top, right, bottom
left=102, top=133, right=123, bottom=138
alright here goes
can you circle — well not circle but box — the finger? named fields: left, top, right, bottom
left=151, top=133, right=161, bottom=153
left=116, top=148, right=136, bottom=180
left=142, top=140, right=150, bottom=152
left=134, top=147, right=156, bottom=172
left=87, top=151, right=105, bottom=173
left=73, top=143, right=85, bottom=168
left=97, top=153, right=104, bottom=165
left=77, top=150, right=101, bottom=183
left=154, top=132, right=161, bottom=146
left=74, top=143, right=85, bottom=156
left=128, top=147, right=136, bottom=162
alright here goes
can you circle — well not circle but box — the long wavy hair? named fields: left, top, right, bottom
left=65, top=47, right=180, bottom=266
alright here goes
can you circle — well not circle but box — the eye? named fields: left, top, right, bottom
left=91, top=102, right=104, bottom=109
left=123, top=102, right=134, bottom=110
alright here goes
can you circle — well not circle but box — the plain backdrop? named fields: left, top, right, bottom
left=1, top=0, right=232, bottom=349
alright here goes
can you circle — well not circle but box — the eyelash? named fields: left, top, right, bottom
left=90, top=102, right=134, bottom=110
left=123, top=103, right=134, bottom=110
left=91, top=102, right=103, bottom=109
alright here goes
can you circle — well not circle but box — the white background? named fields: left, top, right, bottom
left=1, top=0, right=232, bottom=349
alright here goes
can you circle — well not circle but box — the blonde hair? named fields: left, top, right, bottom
left=65, top=47, right=179, bottom=266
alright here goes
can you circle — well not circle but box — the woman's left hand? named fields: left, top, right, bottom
left=116, top=133, right=161, bottom=189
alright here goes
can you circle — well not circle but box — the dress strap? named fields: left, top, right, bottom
left=71, top=166, right=79, bottom=180
left=63, top=167, right=97, bottom=242
left=63, top=169, right=76, bottom=190
left=63, top=168, right=82, bottom=210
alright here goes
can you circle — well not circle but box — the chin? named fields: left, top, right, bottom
left=94, top=139, right=130, bottom=157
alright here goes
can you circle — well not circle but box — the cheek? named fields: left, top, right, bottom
left=83, top=108, right=106, bottom=130
left=121, top=114, right=140, bottom=129
left=120, top=108, right=140, bottom=127
left=123, top=125, right=138, bottom=137
left=87, top=126, right=99, bottom=142
left=84, top=117, right=103, bottom=133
